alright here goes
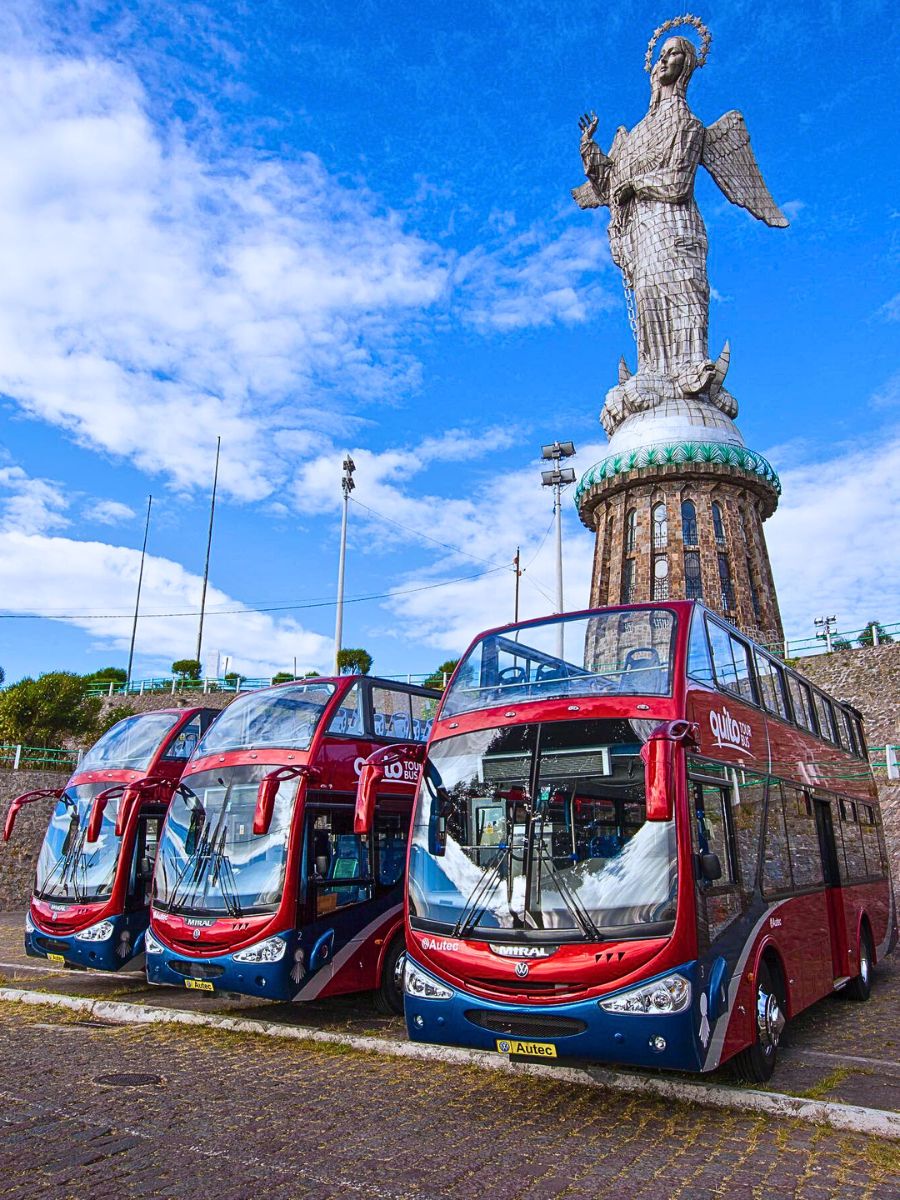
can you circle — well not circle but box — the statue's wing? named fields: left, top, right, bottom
left=702, top=111, right=789, bottom=228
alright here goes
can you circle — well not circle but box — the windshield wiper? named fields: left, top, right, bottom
left=532, top=834, right=603, bottom=943
left=453, top=844, right=511, bottom=940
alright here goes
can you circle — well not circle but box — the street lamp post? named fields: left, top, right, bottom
left=814, top=615, right=837, bottom=653
left=333, top=454, right=356, bottom=674
left=540, top=441, right=576, bottom=656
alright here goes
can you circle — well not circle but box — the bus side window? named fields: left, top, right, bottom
left=731, top=771, right=766, bottom=894
left=691, top=781, right=734, bottom=887
left=308, top=808, right=372, bottom=912
left=164, top=716, right=202, bottom=760
left=375, top=811, right=409, bottom=887
left=812, top=692, right=837, bottom=744
left=786, top=675, right=816, bottom=734
left=328, top=683, right=364, bottom=737
left=687, top=612, right=715, bottom=685
left=839, top=801, right=867, bottom=881
left=781, top=785, right=823, bottom=888
left=410, top=694, right=437, bottom=743
left=858, top=804, right=885, bottom=877
left=706, top=621, right=756, bottom=704
left=762, top=784, right=793, bottom=896
left=372, top=687, right=413, bottom=740
left=754, top=651, right=789, bottom=721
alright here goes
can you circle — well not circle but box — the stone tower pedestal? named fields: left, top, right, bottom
left=576, top=394, right=784, bottom=647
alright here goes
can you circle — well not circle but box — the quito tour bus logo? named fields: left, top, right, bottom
left=709, top=705, right=753, bottom=756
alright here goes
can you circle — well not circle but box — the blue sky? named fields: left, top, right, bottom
left=0, top=0, right=898, bottom=683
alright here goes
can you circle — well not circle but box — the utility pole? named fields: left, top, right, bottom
left=195, top=436, right=221, bottom=667
left=540, top=442, right=576, bottom=655
left=513, top=547, right=522, bottom=622
left=814, top=614, right=837, bottom=653
left=333, top=454, right=356, bottom=674
left=126, top=494, right=152, bottom=690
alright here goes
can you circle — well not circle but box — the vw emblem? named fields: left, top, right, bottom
left=193, top=928, right=201, bottom=940
left=498, top=1040, right=511, bottom=1053
left=514, top=961, right=529, bottom=978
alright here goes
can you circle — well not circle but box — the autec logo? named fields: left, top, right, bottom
left=421, top=938, right=460, bottom=952
left=709, top=705, right=753, bottom=755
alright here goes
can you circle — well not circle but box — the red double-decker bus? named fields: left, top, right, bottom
left=4, top=707, right=217, bottom=971
left=146, top=675, right=439, bottom=1012
left=398, top=602, right=896, bottom=1079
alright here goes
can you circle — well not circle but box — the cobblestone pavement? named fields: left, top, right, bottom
left=2, top=913, right=899, bottom=1113
left=1, top=1000, right=898, bottom=1200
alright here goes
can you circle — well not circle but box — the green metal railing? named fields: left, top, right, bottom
left=85, top=671, right=441, bottom=699
left=0, top=743, right=79, bottom=771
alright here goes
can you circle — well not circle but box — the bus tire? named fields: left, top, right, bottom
left=374, top=935, right=406, bottom=1015
left=732, top=960, right=786, bottom=1084
left=845, top=927, right=873, bottom=1002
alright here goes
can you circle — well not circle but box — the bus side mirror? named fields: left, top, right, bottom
left=254, top=776, right=280, bottom=836
left=640, top=720, right=699, bottom=822
left=115, top=786, right=141, bottom=838
left=354, top=763, right=383, bottom=835
left=3, top=788, right=63, bottom=842
left=699, top=852, right=722, bottom=882
left=86, top=794, right=109, bottom=844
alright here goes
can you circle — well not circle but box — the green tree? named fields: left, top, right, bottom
left=271, top=671, right=295, bottom=684
left=0, top=672, right=102, bottom=748
left=303, top=670, right=321, bottom=677
left=223, top=671, right=246, bottom=687
left=93, top=704, right=139, bottom=738
left=83, top=666, right=128, bottom=687
left=424, top=659, right=460, bottom=690
left=172, top=658, right=202, bottom=680
left=857, top=621, right=894, bottom=648
left=0, top=665, right=5, bottom=687
left=336, top=648, right=372, bottom=676
left=831, top=636, right=852, bottom=652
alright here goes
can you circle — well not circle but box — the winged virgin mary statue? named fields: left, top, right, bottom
left=573, top=17, right=787, bottom=435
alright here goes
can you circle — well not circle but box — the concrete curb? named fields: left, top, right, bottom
left=1, top=986, right=897, bottom=1141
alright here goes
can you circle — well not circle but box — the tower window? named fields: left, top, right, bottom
left=652, top=503, right=667, bottom=550
left=684, top=550, right=703, bottom=600
left=747, top=555, right=762, bottom=623
left=718, top=553, right=735, bottom=612
left=625, top=509, right=637, bottom=552
left=712, top=501, right=726, bottom=545
left=621, top=558, right=635, bottom=604
left=652, top=554, right=669, bottom=600
left=681, top=500, right=698, bottom=545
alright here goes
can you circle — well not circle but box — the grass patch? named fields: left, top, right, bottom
left=799, top=1065, right=853, bottom=1100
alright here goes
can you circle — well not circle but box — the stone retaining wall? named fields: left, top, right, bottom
left=0, top=768, right=71, bottom=913
left=800, top=642, right=900, bottom=900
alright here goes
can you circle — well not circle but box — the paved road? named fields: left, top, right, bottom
left=1, top=999, right=898, bottom=1200
left=2, top=913, right=899, bottom=1112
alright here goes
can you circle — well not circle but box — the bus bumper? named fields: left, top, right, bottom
left=25, top=911, right=147, bottom=972
left=403, top=956, right=707, bottom=1073
left=145, top=932, right=296, bottom=1001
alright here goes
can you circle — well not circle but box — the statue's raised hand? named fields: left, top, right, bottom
left=578, top=111, right=599, bottom=140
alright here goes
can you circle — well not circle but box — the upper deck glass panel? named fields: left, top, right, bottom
left=194, top=682, right=337, bottom=755
left=79, top=712, right=181, bottom=772
left=442, top=608, right=677, bottom=718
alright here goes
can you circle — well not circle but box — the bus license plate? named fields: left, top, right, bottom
left=46, top=953, right=65, bottom=965
left=184, top=979, right=214, bottom=992
left=496, top=1038, right=557, bottom=1059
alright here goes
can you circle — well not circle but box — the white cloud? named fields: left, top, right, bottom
left=0, top=464, right=69, bottom=535
left=0, top=530, right=333, bottom=677
left=456, top=223, right=614, bottom=332
left=0, top=49, right=450, bottom=502
left=83, top=499, right=137, bottom=525
left=764, top=435, right=900, bottom=637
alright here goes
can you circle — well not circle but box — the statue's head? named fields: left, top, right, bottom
left=651, top=35, right=698, bottom=99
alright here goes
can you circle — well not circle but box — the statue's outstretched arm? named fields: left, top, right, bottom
left=572, top=111, right=612, bottom=210
left=702, top=111, right=789, bottom=227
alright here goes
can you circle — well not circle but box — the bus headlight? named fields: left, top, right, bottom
left=599, top=974, right=691, bottom=1015
left=232, top=937, right=287, bottom=964
left=74, top=920, right=115, bottom=942
left=404, top=960, right=453, bottom=1000
left=144, top=929, right=164, bottom=954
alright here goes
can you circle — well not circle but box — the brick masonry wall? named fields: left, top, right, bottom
left=800, top=643, right=900, bottom=901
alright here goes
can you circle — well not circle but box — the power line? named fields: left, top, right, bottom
left=348, top=497, right=507, bottom=569
left=0, top=563, right=511, bottom=622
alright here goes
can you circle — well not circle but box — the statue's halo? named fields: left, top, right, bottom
left=644, top=14, right=712, bottom=73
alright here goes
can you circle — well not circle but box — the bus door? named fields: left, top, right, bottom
left=813, top=797, right=850, bottom=981
left=128, top=810, right=165, bottom=911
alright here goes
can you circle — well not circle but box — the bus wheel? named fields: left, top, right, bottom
left=845, top=928, right=873, bottom=1002
left=374, top=936, right=406, bottom=1015
left=733, top=961, right=786, bottom=1084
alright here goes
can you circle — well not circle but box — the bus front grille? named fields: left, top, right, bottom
left=470, top=976, right=585, bottom=997
left=35, top=938, right=72, bottom=954
left=167, top=961, right=226, bottom=980
left=464, top=1010, right=587, bottom=1038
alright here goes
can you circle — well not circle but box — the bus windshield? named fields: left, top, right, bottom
left=79, top=712, right=181, bottom=772
left=35, top=784, right=123, bottom=904
left=193, top=683, right=336, bottom=755
left=442, top=608, right=676, bottom=717
left=409, top=719, right=677, bottom=941
left=153, top=766, right=300, bottom=916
